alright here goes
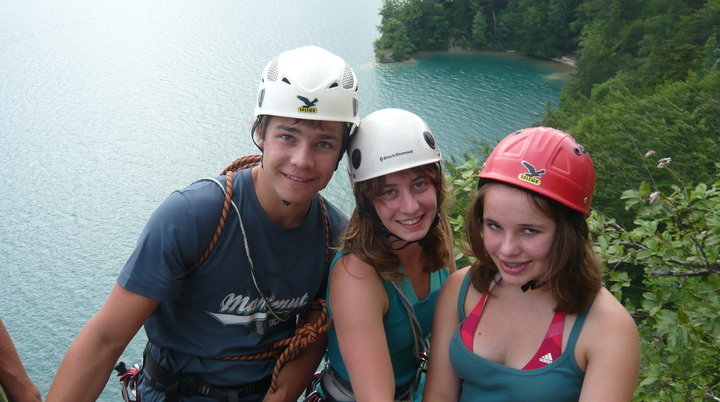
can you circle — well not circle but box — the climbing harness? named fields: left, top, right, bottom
left=117, top=154, right=335, bottom=401
left=114, top=362, right=141, bottom=402
left=302, top=361, right=414, bottom=402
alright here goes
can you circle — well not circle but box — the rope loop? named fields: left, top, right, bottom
left=214, top=298, right=334, bottom=394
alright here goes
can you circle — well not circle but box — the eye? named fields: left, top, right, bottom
left=486, top=222, right=501, bottom=231
left=383, top=189, right=397, bottom=197
left=522, top=228, right=539, bottom=235
left=280, top=134, right=293, bottom=142
left=413, top=181, right=425, bottom=189
left=318, top=141, right=332, bottom=149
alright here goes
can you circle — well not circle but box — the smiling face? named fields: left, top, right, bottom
left=255, top=116, right=345, bottom=206
left=481, top=183, right=557, bottom=288
left=371, top=168, right=438, bottom=243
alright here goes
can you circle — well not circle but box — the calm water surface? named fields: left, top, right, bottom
left=0, top=0, right=572, bottom=399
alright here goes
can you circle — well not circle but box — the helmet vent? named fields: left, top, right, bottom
left=267, top=58, right=279, bottom=82
left=342, top=64, right=355, bottom=89
left=351, top=149, right=362, bottom=170
left=258, top=89, right=265, bottom=108
left=423, top=131, right=436, bottom=149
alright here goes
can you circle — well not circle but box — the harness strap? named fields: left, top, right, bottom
left=391, top=281, right=429, bottom=392
left=186, top=154, right=261, bottom=277
left=319, top=363, right=414, bottom=402
left=143, top=347, right=272, bottom=402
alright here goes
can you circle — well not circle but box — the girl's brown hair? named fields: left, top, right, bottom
left=341, top=163, right=453, bottom=281
left=466, top=182, right=602, bottom=314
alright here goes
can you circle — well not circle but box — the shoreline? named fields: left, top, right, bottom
left=551, top=55, right=577, bottom=67
left=376, top=49, right=577, bottom=68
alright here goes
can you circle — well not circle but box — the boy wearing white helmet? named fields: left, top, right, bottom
left=309, top=109, right=455, bottom=402
left=48, top=46, right=359, bottom=402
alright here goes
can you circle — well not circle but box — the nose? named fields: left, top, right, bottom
left=398, top=190, right=419, bottom=214
left=499, top=233, right=520, bottom=257
left=290, top=142, right=314, bottom=169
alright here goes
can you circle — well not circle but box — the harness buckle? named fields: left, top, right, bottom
left=418, top=351, right=429, bottom=373
left=178, top=377, right=201, bottom=397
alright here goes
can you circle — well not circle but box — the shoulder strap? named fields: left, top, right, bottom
left=185, top=155, right=261, bottom=277
left=390, top=280, right=429, bottom=392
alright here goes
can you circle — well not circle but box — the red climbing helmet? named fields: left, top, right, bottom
left=478, top=127, right=596, bottom=216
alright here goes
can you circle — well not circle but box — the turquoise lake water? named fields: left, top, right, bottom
left=0, top=0, right=572, bottom=399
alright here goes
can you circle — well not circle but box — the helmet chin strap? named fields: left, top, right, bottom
left=521, top=280, right=546, bottom=292
left=356, top=200, right=439, bottom=250
left=386, top=214, right=439, bottom=251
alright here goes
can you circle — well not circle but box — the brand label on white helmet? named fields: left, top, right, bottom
left=297, top=96, right=318, bottom=114
left=380, top=149, right=414, bottom=162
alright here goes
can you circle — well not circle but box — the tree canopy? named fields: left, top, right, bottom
left=379, top=0, right=720, bottom=399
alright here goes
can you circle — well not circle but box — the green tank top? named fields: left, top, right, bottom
left=326, top=251, right=449, bottom=387
left=450, top=272, right=590, bottom=402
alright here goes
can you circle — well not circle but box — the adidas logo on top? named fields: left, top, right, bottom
left=539, top=353, right=554, bottom=364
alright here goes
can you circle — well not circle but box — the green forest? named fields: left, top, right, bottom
left=376, top=0, right=720, bottom=400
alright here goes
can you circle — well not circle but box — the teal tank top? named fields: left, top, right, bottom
left=326, top=251, right=449, bottom=387
left=450, top=273, right=589, bottom=402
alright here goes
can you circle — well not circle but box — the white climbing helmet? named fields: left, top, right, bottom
left=347, top=108, right=442, bottom=185
left=254, top=46, right=360, bottom=125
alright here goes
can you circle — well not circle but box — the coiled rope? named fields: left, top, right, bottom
left=216, top=299, right=334, bottom=393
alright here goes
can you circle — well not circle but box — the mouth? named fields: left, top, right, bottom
left=398, top=216, right=422, bottom=226
left=504, top=262, right=526, bottom=269
left=284, top=173, right=313, bottom=183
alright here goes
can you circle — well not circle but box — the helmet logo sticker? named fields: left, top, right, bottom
left=519, top=160, right=546, bottom=186
left=297, top=96, right=318, bottom=114
left=380, top=149, right=414, bottom=162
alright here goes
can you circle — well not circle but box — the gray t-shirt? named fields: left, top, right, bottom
left=118, top=167, right=347, bottom=400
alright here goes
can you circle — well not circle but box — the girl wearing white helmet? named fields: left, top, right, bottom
left=423, top=127, right=640, bottom=402
left=315, top=109, right=456, bottom=402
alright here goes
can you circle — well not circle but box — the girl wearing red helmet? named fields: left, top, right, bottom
left=424, top=127, right=640, bottom=402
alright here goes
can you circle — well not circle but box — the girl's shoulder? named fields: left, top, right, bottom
left=329, top=252, right=390, bottom=315
left=445, top=266, right=471, bottom=287
left=450, top=266, right=471, bottom=280
left=585, top=288, right=636, bottom=327
left=438, top=266, right=472, bottom=300
left=577, top=287, right=639, bottom=358
left=330, top=252, right=384, bottom=289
